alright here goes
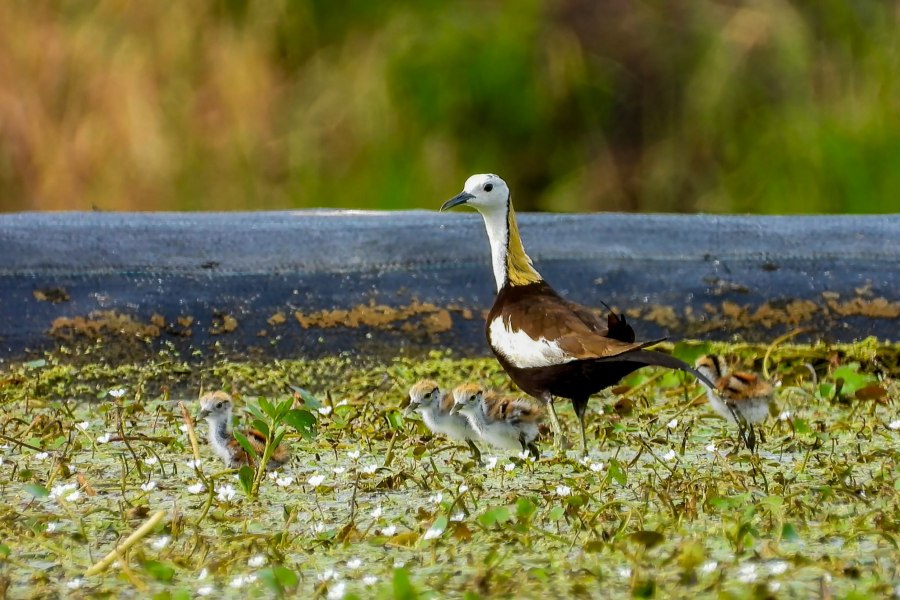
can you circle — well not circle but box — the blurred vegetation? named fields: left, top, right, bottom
left=1, top=0, right=898, bottom=213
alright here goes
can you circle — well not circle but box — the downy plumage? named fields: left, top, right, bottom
left=449, top=383, right=544, bottom=459
left=405, top=380, right=482, bottom=462
left=197, top=391, right=289, bottom=470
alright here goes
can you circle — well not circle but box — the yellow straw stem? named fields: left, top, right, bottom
left=85, top=509, right=166, bottom=576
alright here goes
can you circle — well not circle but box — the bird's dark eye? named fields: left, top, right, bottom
left=469, top=395, right=477, bottom=402
left=423, top=392, right=431, bottom=399
left=216, top=402, right=223, bottom=408
left=484, top=184, right=493, bottom=192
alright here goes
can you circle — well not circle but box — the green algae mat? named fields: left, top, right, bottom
left=1, top=340, right=898, bottom=599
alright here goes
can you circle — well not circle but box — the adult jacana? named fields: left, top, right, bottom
left=441, top=173, right=715, bottom=455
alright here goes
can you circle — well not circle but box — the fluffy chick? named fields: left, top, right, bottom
left=450, top=383, right=544, bottom=459
left=197, top=391, right=289, bottom=470
left=405, top=380, right=482, bottom=462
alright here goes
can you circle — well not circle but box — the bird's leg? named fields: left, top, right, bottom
left=543, top=393, right=569, bottom=451
left=527, top=441, right=540, bottom=460
left=572, top=397, right=589, bottom=458
left=746, top=424, right=757, bottom=454
left=466, top=440, right=482, bottom=465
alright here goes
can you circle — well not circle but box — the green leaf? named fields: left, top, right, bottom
left=608, top=459, right=627, bottom=485
left=246, top=403, right=266, bottom=422
left=258, top=565, right=298, bottom=594
left=781, top=523, right=800, bottom=542
left=629, top=530, right=665, bottom=549
left=275, top=398, right=293, bottom=419
left=392, top=567, right=418, bottom=600
left=832, top=364, right=875, bottom=395
left=0, top=544, right=10, bottom=557
left=515, top=497, right=537, bottom=520
left=477, top=506, right=511, bottom=528
left=289, top=386, right=322, bottom=409
left=547, top=506, right=565, bottom=521
left=283, top=409, right=317, bottom=439
left=251, top=418, right=270, bottom=439
left=238, top=465, right=255, bottom=495
left=142, top=559, right=175, bottom=582
left=24, top=484, right=49, bottom=498
left=232, top=430, right=257, bottom=459
left=386, top=411, right=404, bottom=429
left=260, top=397, right=275, bottom=419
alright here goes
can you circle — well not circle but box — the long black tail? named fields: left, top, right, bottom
left=601, top=349, right=717, bottom=390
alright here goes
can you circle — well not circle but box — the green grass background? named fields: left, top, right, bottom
left=1, top=1, right=898, bottom=213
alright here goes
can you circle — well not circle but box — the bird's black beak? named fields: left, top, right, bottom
left=449, top=402, right=462, bottom=415
left=441, top=191, right=475, bottom=212
left=197, top=409, right=210, bottom=420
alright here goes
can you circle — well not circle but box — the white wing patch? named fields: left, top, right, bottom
left=489, top=317, right=575, bottom=369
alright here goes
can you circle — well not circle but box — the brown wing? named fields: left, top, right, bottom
left=495, top=283, right=649, bottom=360
left=483, top=391, right=510, bottom=421
left=720, top=372, right=773, bottom=400
left=504, top=397, right=545, bottom=425
left=439, top=390, right=456, bottom=413
left=225, top=438, right=253, bottom=467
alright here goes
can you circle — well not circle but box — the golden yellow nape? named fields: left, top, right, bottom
left=505, top=206, right=541, bottom=287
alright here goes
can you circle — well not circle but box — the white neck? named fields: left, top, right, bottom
left=478, top=203, right=509, bottom=292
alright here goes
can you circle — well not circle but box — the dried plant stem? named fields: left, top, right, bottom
left=85, top=510, right=166, bottom=576
left=178, top=402, right=202, bottom=464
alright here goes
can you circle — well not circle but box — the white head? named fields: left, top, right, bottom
left=197, top=391, right=233, bottom=424
left=405, top=379, right=443, bottom=416
left=694, top=355, right=728, bottom=383
left=441, top=174, right=510, bottom=215
left=449, top=383, right=484, bottom=418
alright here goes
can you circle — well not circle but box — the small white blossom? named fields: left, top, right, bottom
left=96, top=433, right=111, bottom=444
left=35, top=452, right=49, bottom=460
left=769, top=582, right=781, bottom=593
left=336, top=399, right=349, bottom=407
left=363, top=575, right=378, bottom=586
left=317, top=406, right=333, bottom=416
left=333, top=467, right=346, bottom=475
left=151, top=535, right=170, bottom=550
left=276, top=476, right=294, bottom=487
left=778, top=411, right=791, bottom=421
left=394, top=560, right=405, bottom=568
left=370, top=506, right=382, bottom=519
left=888, top=420, right=900, bottom=431
left=317, top=568, right=338, bottom=582
left=230, top=575, right=249, bottom=588
left=76, top=421, right=90, bottom=431
left=108, top=388, right=127, bottom=398
left=380, top=525, right=397, bottom=536
left=68, top=464, right=77, bottom=474
left=450, top=512, right=465, bottom=522
left=216, top=484, right=237, bottom=502
left=66, top=491, right=81, bottom=502
left=484, top=456, right=498, bottom=469
left=347, top=450, right=360, bottom=460
left=705, top=443, right=717, bottom=453
left=666, top=418, right=678, bottom=429
left=326, top=581, right=346, bottom=600
left=589, top=462, right=605, bottom=473
left=46, top=522, right=60, bottom=532
left=517, top=450, right=531, bottom=460
left=49, top=483, right=78, bottom=500
left=197, top=586, right=214, bottom=596
left=248, top=555, right=266, bottom=567
left=308, top=474, right=326, bottom=487
left=423, top=523, right=445, bottom=540
left=140, top=481, right=157, bottom=492
left=617, top=567, right=631, bottom=578
left=428, top=492, right=443, bottom=504
left=187, top=482, right=205, bottom=494
left=313, top=522, right=327, bottom=533
left=459, top=484, right=469, bottom=493
left=186, top=459, right=202, bottom=469
left=556, top=485, right=571, bottom=497
left=179, top=424, right=188, bottom=433
left=662, top=449, right=677, bottom=461
left=346, top=557, right=363, bottom=570
left=768, top=561, right=789, bottom=575
left=144, top=456, right=159, bottom=466
left=198, top=568, right=209, bottom=580
left=504, top=462, right=515, bottom=472
left=700, top=561, right=718, bottom=574
left=66, top=578, right=84, bottom=590
left=737, top=563, right=758, bottom=583
left=268, top=470, right=280, bottom=480
left=361, top=463, right=378, bottom=474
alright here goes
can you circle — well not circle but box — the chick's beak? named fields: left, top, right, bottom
left=449, top=402, right=462, bottom=416
left=440, top=191, right=475, bottom=212
left=403, top=402, right=416, bottom=417
left=197, top=408, right=210, bottom=420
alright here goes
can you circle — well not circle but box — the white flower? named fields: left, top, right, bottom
left=66, top=578, right=84, bottom=590
left=361, top=463, right=378, bottom=474
left=589, top=462, right=605, bottom=473
left=66, top=491, right=81, bottom=502
left=517, top=450, right=531, bottom=460
left=347, top=450, right=360, bottom=460
left=97, top=433, right=111, bottom=444
left=198, top=568, right=209, bottom=580
left=317, top=406, right=333, bottom=416
left=556, top=485, right=571, bottom=497
left=308, top=474, right=325, bottom=487
left=428, top=492, right=443, bottom=504
left=347, top=557, right=362, bottom=570
left=248, top=555, right=266, bottom=567
left=336, top=399, right=349, bottom=407
left=778, top=411, right=791, bottom=421
left=700, top=561, right=718, bottom=574
left=484, top=456, right=498, bottom=469
left=313, top=522, right=327, bottom=533
left=186, top=459, right=202, bottom=469
left=46, top=522, right=60, bottom=532
left=666, top=419, right=678, bottom=429
left=768, top=561, right=789, bottom=575
left=394, top=560, right=405, bottom=568
left=76, top=421, right=90, bottom=431
left=144, top=456, right=159, bottom=466
left=504, top=462, right=515, bottom=472
left=363, top=575, right=378, bottom=586
left=151, top=535, right=170, bottom=550
left=769, top=582, right=781, bottom=593
left=370, top=506, right=383, bottom=519
left=459, top=484, right=469, bottom=493
left=187, top=482, right=205, bottom=494
left=327, top=581, right=346, bottom=600
left=662, top=449, right=677, bottom=461
left=888, top=420, right=900, bottom=431
left=380, top=525, right=397, bottom=536
left=450, top=512, right=465, bottom=522
left=423, top=523, right=445, bottom=540
left=276, top=476, right=294, bottom=487
left=49, top=482, right=78, bottom=500
left=179, top=424, right=188, bottom=433
left=216, top=484, right=236, bottom=502
left=737, top=563, right=758, bottom=583
left=617, top=567, right=631, bottom=578
left=268, top=470, right=280, bottom=480
left=140, top=481, right=157, bottom=492
left=108, top=388, right=127, bottom=398
left=68, top=464, right=77, bottom=474
left=35, top=452, right=49, bottom=460
left=317, top=568, right=338, bottom=582
left=197, top=586, right=214, bottom=596
left=230, top=575, right=249, bottom=588
left=705, top=443, right=717, bottom=453
left=333, top=467, right=346, bottom=475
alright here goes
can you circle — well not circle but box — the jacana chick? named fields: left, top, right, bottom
left=441, top=174, right=716, bottom=455
left=449, top=383, right=544, bottom=459
left=197, top=391, right=290, bottom=470
left=695, top=355, right=773, bottom=451
left=406, top=380, right=482, bottom=462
